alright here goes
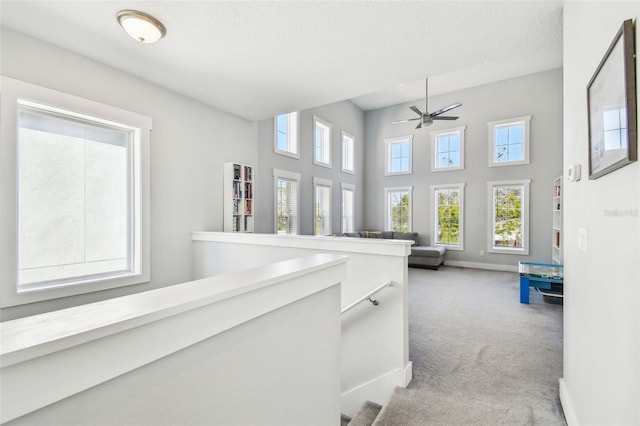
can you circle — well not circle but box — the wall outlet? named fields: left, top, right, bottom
left=480, top=249, right=485, bottom=257
left=578, top=227, right=588, bottom=252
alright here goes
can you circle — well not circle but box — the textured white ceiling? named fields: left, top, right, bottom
left=0, top=1, right=563, bottom=121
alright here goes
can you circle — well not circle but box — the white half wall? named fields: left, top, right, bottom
left=191, top=232, right=412, bottom=416
left=562, top=3, right=640, bottom=425
left=2, top=255, right=346, bottom=425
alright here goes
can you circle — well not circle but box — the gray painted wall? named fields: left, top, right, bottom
left=562, top=3, right=639, bottom=424
left=1, top=30, right=257, bottom=320
left=255, top=101, right=364, bottom=235
left=363, top=69, right=563, bottom=267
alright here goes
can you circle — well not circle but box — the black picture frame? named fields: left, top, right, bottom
left=587, top=19, right=637, bottom=180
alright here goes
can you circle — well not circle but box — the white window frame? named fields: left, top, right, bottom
left=487, top=179, right=531, bottom=255
left=431, top=183, right=465, bottom=250
left=341, top=131, right=355, bottom=174
left=274, top=111, right=300, bottom=159
left=341, top=183, right=356, bottom=233
left=384, top=186, right=413, bottom=232
left=313, top=115, right=332, bottom=168
left=385, top=135, right=413, bottom=176
left=313, top=177, right=333, bottom=236
left=273, top=168, right=301, bottom=235
left=0, top=76, right=151, bottom=308
left=431, top=126, right=466, bottom=172
left=488, top=115, right=531, bottom=167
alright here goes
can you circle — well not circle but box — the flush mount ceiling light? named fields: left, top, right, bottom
left=117, top=10, right=166, bottom=43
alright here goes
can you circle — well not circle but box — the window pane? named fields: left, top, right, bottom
left=496, top=127, right=509, bottom=146
left=508, top=125, right=523, bottom=143
left=507, top=143, right=522, bottom=161
left=342, top=188, right=354, bottom=233
left=492, top=185, right=523, bottom=249
left=389, top=190, right=409, bottom=232
left=276, top=178, right=298, bottom=235
left=18, top=107, right=131, bottom=286
left=315, top=185, right=331, bottom=235
left=449, top=134, right=460, bottom=151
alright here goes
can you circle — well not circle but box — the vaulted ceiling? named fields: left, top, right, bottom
left=0, top=1, right=563, bottom=121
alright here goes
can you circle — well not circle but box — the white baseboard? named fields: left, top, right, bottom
left=341, top=364, right=410, bottom=417
left=402, top=361, right=413, bottom=387
left=444, top=260, right=518, bottom=272
left=559, top=378, right=579, bottom=426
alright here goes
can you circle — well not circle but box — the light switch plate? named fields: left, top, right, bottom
left=578, top=227, right=588, bottom=252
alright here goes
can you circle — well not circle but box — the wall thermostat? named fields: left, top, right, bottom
left=567, top=164, right=581, bottom=182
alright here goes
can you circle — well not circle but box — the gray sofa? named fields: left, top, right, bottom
left=340, top=230, right=445, bottom=269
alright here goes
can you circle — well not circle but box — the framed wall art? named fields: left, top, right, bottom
left=587, top=19, right=637, bottom=180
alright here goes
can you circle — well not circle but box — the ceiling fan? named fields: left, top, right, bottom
left=392, top=78, right=462, bottom=129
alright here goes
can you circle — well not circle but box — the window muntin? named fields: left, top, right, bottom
left=313, top=177, right=332, bottom=235
left=432, top=184, right=465, bottom=250
left=17, top=100, right=143, bottom=292
left=341, top=131, right=355, bottom=174
left=273, top=169, right=300, bottom=235
left=385, top=186, right=412, bottom=232
left=341, top=183, right=355, bottom=233
left=385, top=136, right=413, bottom=175
left=488, top=180, right=530, bottom=254
left=432, top=126, right=465, bottom=171
left=603, top=107, right=627, bottom=151
left=488, top=116, right=531, bottom=167
left=274, top=112, right=299, bottom=158
left=313, top=116, right=332, bottom=167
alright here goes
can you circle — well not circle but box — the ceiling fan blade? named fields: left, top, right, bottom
left=432, top=116, right=459, bottom=121
left=410, top=106, right=423, bottom=117
left=430, top=103, right=462, bottom=117
left=415, top=122, right=422, bottom=129
left=392, top=118, right=422, bottom=124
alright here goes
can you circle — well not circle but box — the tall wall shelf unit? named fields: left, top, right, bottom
left=552, top=176, right=562, bottom=264
left=224, top=162, right=254, bottom=233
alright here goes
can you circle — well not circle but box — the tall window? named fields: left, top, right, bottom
left=273, top=169, right=300, bottom=235
left=3, top=78, right=152, bottom=307
left=431, top=184, right=465, bottom=249
left=385, top=186, right=412, bottom=232
left=488, top=116, right=531, bottom=167
left=313, top=177, right=332, bottom=235
left=274, top=112, right=299, bottom=158
left=487, top=180, right=530, bottom=254
left=432, top=126, right=465, bottom=171
left=341, top=131, right=355, bottom=174
left=341, top=183, right=355, bottom=233
left=385, top=136, right=413, bottom=175
left=313, top=116, right=332, bottom=167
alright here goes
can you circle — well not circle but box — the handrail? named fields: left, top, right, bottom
left=341, top=281, right=392, bottom=315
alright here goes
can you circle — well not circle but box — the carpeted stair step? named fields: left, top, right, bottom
left=348, top=400, right=383, bottom=426
left=341, top=413, right=352, bottom=426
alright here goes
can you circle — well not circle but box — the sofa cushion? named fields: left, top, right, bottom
left=364, top=230, right=384, bottom=238
left=411, top=246, right=446, bottom=258
left=382, top=231, right=394, bottom=239
left=393, top=232, right=419, bottom=245
left=343, top=232, right=360, bottom=238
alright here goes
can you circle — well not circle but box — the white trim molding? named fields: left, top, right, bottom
left=486, top=179, right=531, bottom=255
left=431, top=125, right=466, bottom=172
left=384, top=135, right=413, bottom=176
left=488, top=115, right=531, bottom=167
left=384, top=186, right=413, bottom=232
left=430, top=183, right=466, bottom=251
left=313, top=115, right=332, bottom=168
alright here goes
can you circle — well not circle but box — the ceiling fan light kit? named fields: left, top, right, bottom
left=392, top=78, right=462, bottom=129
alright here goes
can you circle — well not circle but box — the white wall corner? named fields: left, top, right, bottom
left=559, top=378, right=579, bottom=426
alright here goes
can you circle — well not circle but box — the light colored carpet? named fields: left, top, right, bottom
left=373, top=266, right=566, bottom=426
